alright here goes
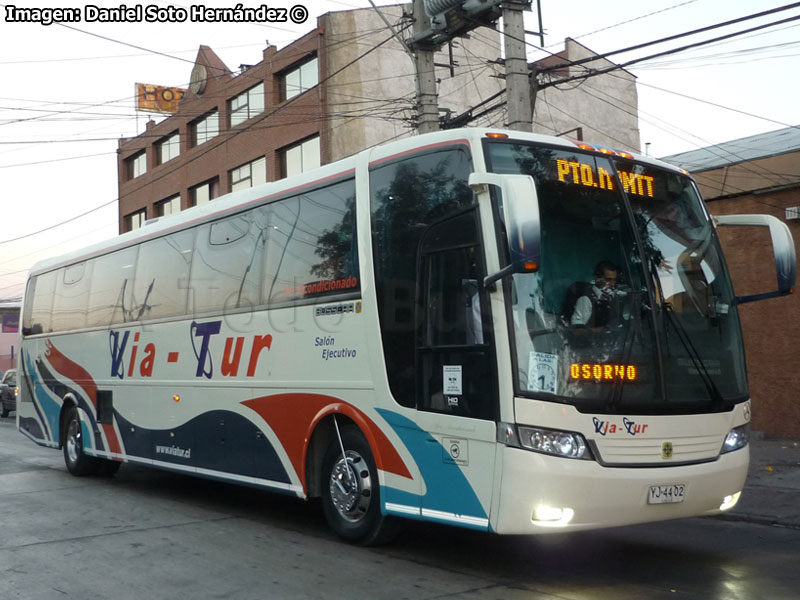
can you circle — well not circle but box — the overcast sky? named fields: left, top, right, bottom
left=2, top=0, right=798, bottom=300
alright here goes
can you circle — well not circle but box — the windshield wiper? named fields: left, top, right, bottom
left=648, top=259, right=725, bottom=408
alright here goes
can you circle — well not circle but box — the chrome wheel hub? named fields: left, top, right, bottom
left=66, top=419, right=81, bottom=463
left=329, top=450, right=372, bottom=523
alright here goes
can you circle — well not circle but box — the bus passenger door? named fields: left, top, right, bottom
left=414, top=210, right=499, bottom=530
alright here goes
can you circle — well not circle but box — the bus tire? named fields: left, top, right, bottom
left=62, top=406, right=100, bottom=476
left=321, top=427, right=398, bottom=545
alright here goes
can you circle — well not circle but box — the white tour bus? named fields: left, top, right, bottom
left=18, top=128, right=796, bottom=544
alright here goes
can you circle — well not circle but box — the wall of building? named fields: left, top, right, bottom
left=533, top=38, right=641, bottom=153
left=699, top=156, right=800, bottom=438
left=321, top=6, right=504, bottom=162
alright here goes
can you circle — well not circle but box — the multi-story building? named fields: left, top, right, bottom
left=532, top=37, right=640, bottom=152
left=117, top=6, right=641, bottom=233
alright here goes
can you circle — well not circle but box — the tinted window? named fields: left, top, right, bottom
left=264, top=179, right=358, bottom=304
left=369, top=146, right=474, bottom=405
left=133, top=229, right=195, bottom=320
left=25, top=270, right=58, bottom=334
left=52, top=261, right=91, bottom=331
left=191, top=210, right=267, bottom=314
left=87, top=246, right=138, bottom=327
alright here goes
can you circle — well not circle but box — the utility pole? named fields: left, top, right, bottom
left=412, top=0, right=440, bottom=133
left=502, top=2, right=532, bottom=132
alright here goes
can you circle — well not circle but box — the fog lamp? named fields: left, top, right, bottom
left=533, top=505, right=575, bottom=527
left=720, top=491, right=741, bottom=511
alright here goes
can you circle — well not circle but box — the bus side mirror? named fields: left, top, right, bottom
left=468, top=173, right=541, bottom=289
left=714, top=214, right=796, bottom=303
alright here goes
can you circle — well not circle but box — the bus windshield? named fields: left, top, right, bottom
left=485, top=141, right=747, bottom=415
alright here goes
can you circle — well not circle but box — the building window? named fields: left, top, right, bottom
left=126, top=209, right=146, bottom=231
left=230, top=82, right=265, bottom=127
left=281, top=57, right=318, bottom=101
left=190, top=178, right=219, bottom=206
left=158, top=132, right=180, bottom=164
left=156, top=195, right=181, bottom=216
left=230, top=157, right=267, bottom=192
left=191, top=110, right=219, bottom=146
left=127, top=151, right=147, bottom=179
left=280, top=136, right=320, bottom=178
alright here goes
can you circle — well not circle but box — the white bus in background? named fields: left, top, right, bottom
left=17, top=128, right=795, bottom=544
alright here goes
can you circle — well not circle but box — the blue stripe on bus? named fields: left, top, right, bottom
left=25, top=352, right=60, bottom=443
left=37, top=356, right=107, bottom=451
left=375, top=408, right=488, bottom=528
left=114, top=409, right=291, bottom=483
left=19, top=351, right=48, bottom=441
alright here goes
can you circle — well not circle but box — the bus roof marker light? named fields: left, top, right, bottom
left=173, top=394, right=180, bottom=403
left=597, top=147, right=616, bottom=156
left=576, top=143, right=596, bottom=152
left=618, top=151, right=634, bottom=159
left=486, top=132, right=508, bottom=139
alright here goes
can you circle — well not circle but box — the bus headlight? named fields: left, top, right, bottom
left=721, top=424, right=749, bottom=454
left=517, top=426, right=591, bottom=460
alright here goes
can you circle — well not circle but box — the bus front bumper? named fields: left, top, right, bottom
left=492, top=444, right=749, bottom=534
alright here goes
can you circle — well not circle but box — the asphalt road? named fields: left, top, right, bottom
left=1, top=416, right=799, bottom=600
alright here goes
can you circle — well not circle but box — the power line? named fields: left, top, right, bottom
left=0, top=199, right=117, bottom=245
left=0, top=24, right=413, bottom=250
left=634, top=79, right=796, bottom=131
left=542, top=0, right=702, bottom=48
left=450, top=7, right=800, bottom=136
left=538, top=12, right=800, bottom=89
left=0, top=151, right=115, bottom=169
left=538, top=2, right=800, bottom=73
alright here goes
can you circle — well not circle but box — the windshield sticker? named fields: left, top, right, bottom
left=528, top=352, right=558, bottom=394
left=443, top=365, right=463, bottom=395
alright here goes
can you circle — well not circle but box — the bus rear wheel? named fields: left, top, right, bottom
left=62, top=406, right=100, bottom=476
left=321, top=427, right=397, bottom=545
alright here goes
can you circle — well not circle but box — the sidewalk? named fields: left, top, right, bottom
left=717, top=438, right=800, bottom=529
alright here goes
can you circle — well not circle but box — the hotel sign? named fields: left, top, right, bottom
left=136, top=83, right=187, bottom=114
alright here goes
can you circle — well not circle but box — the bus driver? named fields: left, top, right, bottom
left=563, top=260, right=628, bottom=328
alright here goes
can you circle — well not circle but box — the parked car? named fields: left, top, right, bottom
left=0, top=369, right=16, bottom=418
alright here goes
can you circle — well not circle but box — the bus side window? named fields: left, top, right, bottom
left=133, top=228, right=195, bottom=320
left=263, top=179, right=358, bottom=305
left=369, top=146, right=475, bottom=408
left=87, top=246, right=138, bottom=327
left=25, top=270, right=58, bottom=335
left=52, top=261, right=91, bottom=332
left=191, top=213, right=263, bottom=315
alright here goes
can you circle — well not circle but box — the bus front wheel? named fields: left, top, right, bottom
left=62, top=406, right=100, bottom=476
left=321, top=427, right=397, bottom=545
